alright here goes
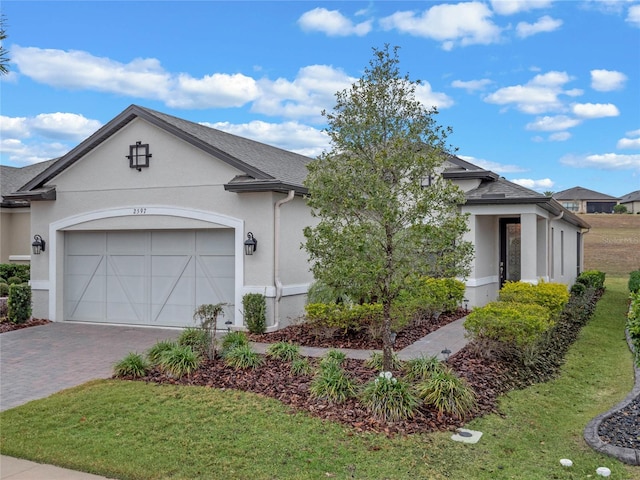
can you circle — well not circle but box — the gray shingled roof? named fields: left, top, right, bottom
left=1, top=159, right=58, bottom=206
left=620, top=190, right=640, bottom=203
left=553, top=186, right=619, bottom=201
left=15, top=105, right=313, bottom=197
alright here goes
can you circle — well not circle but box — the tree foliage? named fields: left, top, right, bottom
left=303, top=45, right=473, bottom=369
left=0, top=15, right=10, bottom=76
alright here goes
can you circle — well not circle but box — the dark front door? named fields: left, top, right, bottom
left=499, top=218, right=521, bottom=287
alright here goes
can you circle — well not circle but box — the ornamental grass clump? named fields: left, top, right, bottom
left=291, top=357, right=313, bottom=376
left=416, top=367, right=476, bottom=419
left=221, top=331, right=249, bottom=356
left=309, top=361, right=357, bottom=403
left=266, top=341, right=301, bottom=362
left=158, top=345, right=201, bottom=378
left=360, top=371, right=419, bottom=422
left=364, top=351, right=402, bottom=371
left=147, top=340, right=177, bottom=365
left=223, top=344, right=263, bottom=370
left=177, top=327, right=210, bottom=356
left=403, top=355, right=445, bottom=382
left=320, top=349, right=347, bottom=367
left=113, top=352, right=150, bottom=378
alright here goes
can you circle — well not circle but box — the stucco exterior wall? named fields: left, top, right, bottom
left=0, top=208, right=31, bottom=263
left=29, top=118, right=315, bottom=328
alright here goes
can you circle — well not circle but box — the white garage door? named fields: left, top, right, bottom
left=64, top=230, right=235, bottom=327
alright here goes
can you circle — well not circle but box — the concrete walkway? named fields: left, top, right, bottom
left=0, top=318, right=468, bottom=480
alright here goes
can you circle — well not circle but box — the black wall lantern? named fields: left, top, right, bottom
left=126, top=141, right=152, bottom=171
left=32, top=234, right=46, bottom=255
left=244, top=232, right=257, bottom=255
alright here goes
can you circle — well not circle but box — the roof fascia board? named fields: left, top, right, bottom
left=224, top=181, right=307, bottom=196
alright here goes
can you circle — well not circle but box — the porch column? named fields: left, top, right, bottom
left=520, top=213, right=538, bottom=284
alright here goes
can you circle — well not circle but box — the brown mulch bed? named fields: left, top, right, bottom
left=129, top=309, right=516, bottom=436
left=0, top=318, right=50, bottom=333
left=248, top=309, right=466, bottom=350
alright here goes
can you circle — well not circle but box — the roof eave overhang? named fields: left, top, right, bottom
left=443, top=170, right=499, bottom=181
left=224, top=181, right=308, bottom=196
left=464, top=196, right=590, bottom=229
left=2, top=187, right=57, bottom=202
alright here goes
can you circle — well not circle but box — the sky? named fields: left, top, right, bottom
left=1, top=1, right=639, bottom=198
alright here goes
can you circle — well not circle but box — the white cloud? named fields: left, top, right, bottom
left=484, top=71, right=578, bottom=114
left=617, top=130, right=640, bottom=149
left=0, top=138, right=70, bottom=165
left=12, top=46, right=172, bottom=99
left=0, top=115, right=30, bottom=138
left=490, top=0, right=554, bottom=15
left=202, top=120, right=329, bottom=158
left=549, top=131, right=571, bottom=141
left=516, top=15, right=562, bottom=38
left=590, top=69, right=627, bottom=91
left=561, top=152, right=640, bottom=170
left=526, top=115, right=582, bottom=131
left=11, top=45, right=259, bottom=110
left=169, top=73, right=260, bottom=109
left=298, top=8, right=372, bottom=36
left=458, top=155, right=527, bottom=173
left=415, top=82, right=455, bottom=109
left=451, top=78, right=493, bottom=92
left=571, top=102, right=619, bottom=119
left=628, top=4, right=640, bottom=26
left=510, top=177, right=555, bottom=190
left=379, top=2, right=502, bottom=50
left=1, top=112, right=101, bottom=142
left=30, top=113, right=102, bottom=141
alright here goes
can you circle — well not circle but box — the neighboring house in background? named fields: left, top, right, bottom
left=0, top=160, right=57, bottom=264
left=620, top=190, right=640, bottom=214
left=5, top=105, right=590, bottom=330
left=553, top=186, right=620, bottom=214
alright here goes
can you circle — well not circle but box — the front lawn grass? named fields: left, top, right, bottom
left=1, top=277, right=637, bottom=479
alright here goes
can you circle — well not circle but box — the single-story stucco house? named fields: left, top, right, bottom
left=553, top=186, right=620, bottom=214
left=3, top=105, right=590, bottom=330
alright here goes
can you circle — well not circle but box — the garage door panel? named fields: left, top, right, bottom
left=65, top=230, right=235, bottom=327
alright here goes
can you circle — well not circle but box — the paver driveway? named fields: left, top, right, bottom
left=0, top=322, right=179, bottom=412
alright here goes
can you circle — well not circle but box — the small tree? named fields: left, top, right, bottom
left=303, top=45, right=473, bottom=370
left=613, top=204, right=627, bottom=214
left=193, top=303, right=226, bottom=360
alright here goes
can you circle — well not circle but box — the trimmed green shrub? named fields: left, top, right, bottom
left=305, top=302, right=383, bottom=334
left=158, top=345, right=201, bottom=378
left=113, top=352, right=150, bottom=378
left=147, top=340, right=177, bottom=365
left=364, top=351, right=403, bottom=371
left=0, top=283, right=9, bottom=297
left=223, top=344, right=263, bottom=369
left=394, top=276, right=465, bottom=323
left=576, top=270, right=606, bottom=290
left=177, top=327, right=210, bottom=356
left=628, top=270, right=640, bottom=294
left=291, top=357, right=313, bottom=376
left=8, top=283, right=31, bottom=324
left=7, top=276, right=23, bottom=285
left=309, top=361, right=357, bottom=403
left=498, top=281, right=569, bottom=318
left=613, top=204, right=627, bottom=214
left=416, top=367, right=477, bottom=419
left=464, top=301, right=553, bottom=348
left=243, top=293, right=267, bottom=334
left=403, top=355, right=445, bottom=382
left=266, top=341, right=300, bottom=362
left=0, top=264, right=29, bottom=283
left=221, top=331, right=249, bottom=355
left=360, top=371, right=419, bottom=422
left=570, top=281, right=586, bottom=297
